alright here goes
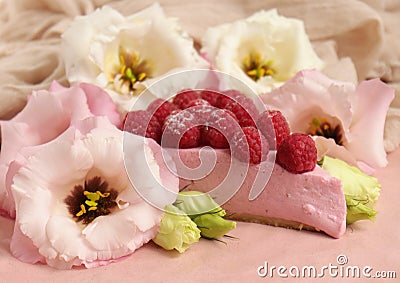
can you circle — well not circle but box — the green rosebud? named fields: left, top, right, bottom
left=192, top=213, right=237, bottom=239
left=345, top=195, right=378, bottom=224
left=320, top=156, right=381, bottom=224
left=175, top=191, right=236, bottom=239
left=174, top=191, right=224, bottom=217
left=153, top=205, right=201, bottom=253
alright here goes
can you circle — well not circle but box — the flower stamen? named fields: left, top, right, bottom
left=242, top=53, right=275, bottom=81
left=65, top=177, right=118, bottom=225
left=308, top=118, right=344, bottom=146
left=111, top=48, right=152, bottom=95
left=76, top=204, right=86, bottom=217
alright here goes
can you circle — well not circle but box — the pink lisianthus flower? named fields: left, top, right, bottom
left=0, top=81, right=121, bottom=218
left=261, top=70, right=394, bottom=172
left=10, top=117, right=178, bottom=269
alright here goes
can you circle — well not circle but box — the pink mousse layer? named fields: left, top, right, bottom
left=171, top=147, right=346, bottom=238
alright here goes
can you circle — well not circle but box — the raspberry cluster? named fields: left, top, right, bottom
left=123, top=88, right=317, bottom=172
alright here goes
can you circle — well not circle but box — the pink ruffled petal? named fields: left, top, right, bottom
left=10, top=129, right=92, bottom=259
left=83, top=255, right=130, bottom=269
left=314, top=136, right=358, bottom=166
left=261, top=70, right=354, bottom=141
left=0, top=93, right=69, bottom=166
left=1, top=128, right=80, bottom=219
left=56, top=85, right=94, bottom=125
left=82, top=203, right=158, bottom=252
left=0, top=166, right=15, bottom=218
left=0, top=90, right=86, bottom=216
left=79, top=83, right=122, bottom=127
left=123, top=133, right=179, bottom=209
left=45, top=257, right=82, bottom=270
left=45, top=216, right=96, bottom=263
left=10, top=224, right=45, bottom=264
left=346, top=79, right=395, bottom=168
left=262, top=70, right=394, bottom=170
left=48, top=80, right=65, bottom=91
left=81, top=125, right=129, bottom=189
left=49, top=81, right=121, bottom=127
left=19, top=139, right=92, bottom=190
left=73, top=116, right=115, bottom=136
left=126, top=202, right=162, bottom=232
left=12, top=185, right=52, bottom=254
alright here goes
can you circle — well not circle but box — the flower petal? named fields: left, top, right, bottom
left=202, top=9, right=323, bottom=93
left=10, top=224, right=45, bottom=264
left=314, top=136, right=358, bottom=166
left=122, top=3, right=208, bottom=76
left=123, top=133, right=178, bottom=210
left=45, top=215, right=96, bottom=263
left=1, top=90, right=72, bottom=156
left=78, top=82, right=121, bottom=127
left=62, top=4, right=208, bottom=113
left=346, top=79, right=395, bottom=168
left=50, top=81, right=122, bottom=127
left=82, top=204, right=159, bottom=251
left=61, top=6, right=126, bottom=83
left=384, top=107, right=400, bottom=152
left=261, top=70, right=354, bottom=141
left=81, top=125, right=130, bottom=190
left=10, top=130, right=93, bottom=262
left=8, top=115, right=176, bottom=269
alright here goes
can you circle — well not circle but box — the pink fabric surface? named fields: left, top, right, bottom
left=0, top=148, right=399, bottom=282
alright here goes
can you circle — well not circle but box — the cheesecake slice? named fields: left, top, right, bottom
left=173, top=147, right=346, bottom=238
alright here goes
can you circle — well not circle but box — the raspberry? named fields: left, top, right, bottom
left=123, top=110, right=162, bottom=143
left=276, top=133, right=317, bottom=174
left=217, top=89, right=246, bottom=109
left=257, top=110, right=290, bottom=149
left=224, top=95, right=259, bottom=128
left=147, top=98, right=179, bottom=125
left=200, top=90, right=221, bottom=107
left=202, top=109, right=239, bottom=148
left=231, top=126, right=269, bottom=164
left=188, top=104, right=215, bottom=126
left=172, top=89, right=200, bottom=109
left=162, top=110, right=201, bottom=148
left=186, top=98, right=210, bottom=108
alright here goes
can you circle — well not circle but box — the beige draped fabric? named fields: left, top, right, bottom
left=0, top=0, right=399, bottom=148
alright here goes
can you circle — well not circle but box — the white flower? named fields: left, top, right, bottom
left=201, top=9, right=324, bottom=94
left=9, top=119, right=178, bottom=269
left=62, top=3, right=208, bottom=113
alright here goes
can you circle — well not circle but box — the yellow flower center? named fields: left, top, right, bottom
left=75, top=190, right=111, bottom=217
left=65, top=177, right=118, bottom=225
left=242, top=53, right=275, bottom=81
left=111, top=48, right=152, bottom=95
left=308, top=118, right=344, bottom=146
